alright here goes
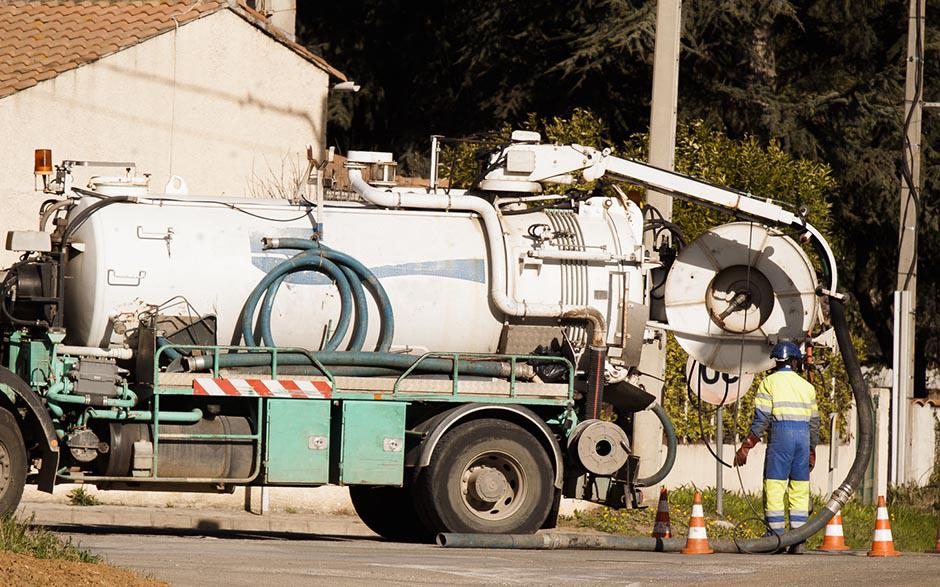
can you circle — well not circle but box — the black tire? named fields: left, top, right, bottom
left=413, top=418, right=554, bottom=535
left=0, top=409, right=26, bottom=517
left=349, top=484, right=435, bottom=542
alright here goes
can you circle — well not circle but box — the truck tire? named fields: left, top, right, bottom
left=349, top=485, right=434, bottom=543
left=0, top=409, right=27, bottom=517
left=413, top=418, right=553, bottom=534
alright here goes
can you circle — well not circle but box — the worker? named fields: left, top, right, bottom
left=734, top=341, right=820, bottom=554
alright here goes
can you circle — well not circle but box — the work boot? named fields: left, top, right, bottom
left=787, top=542, right=805, bottom=555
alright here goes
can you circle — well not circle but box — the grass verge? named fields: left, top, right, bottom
left=567, top=485, right=940, bottom=552
left=0, top=515, right=100, bottom=563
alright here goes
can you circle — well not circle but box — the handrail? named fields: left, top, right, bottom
left=392, top=351, right=574, bottom=398
left=153, top=343, right=336, bottom=392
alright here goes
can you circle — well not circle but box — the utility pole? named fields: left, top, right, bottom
left=635, top=0, right=682, bottom=484
left=892, top=0, right=924, bottom=485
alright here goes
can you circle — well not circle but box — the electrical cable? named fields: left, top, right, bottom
left=899, top=0, right=924, bottom=291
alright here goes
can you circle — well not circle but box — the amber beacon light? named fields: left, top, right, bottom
left=34, top=148, right=52, bottom=190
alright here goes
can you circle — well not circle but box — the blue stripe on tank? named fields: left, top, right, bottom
left=247, top=230, right=486, bottom=285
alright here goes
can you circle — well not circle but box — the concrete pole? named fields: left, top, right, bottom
left=634, top=0, right=682, bottom=482
left=892, top=0, right=923, bottom=484
left=716, top=406, right=723, bottom=516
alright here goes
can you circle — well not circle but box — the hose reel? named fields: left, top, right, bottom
left=664, top=222, right=820, bottom=374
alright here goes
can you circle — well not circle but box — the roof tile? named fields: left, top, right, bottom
left=0, top=1, right=344, bottom=100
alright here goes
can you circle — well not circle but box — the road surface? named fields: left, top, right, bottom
left=57, top=528, right=940, bottom=586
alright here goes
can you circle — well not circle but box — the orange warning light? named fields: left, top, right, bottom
left=34, top=149, right=53, bottom=176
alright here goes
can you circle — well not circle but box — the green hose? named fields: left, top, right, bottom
left=199, top=350, right=521, bottom=379
left=261, top=239, right=395, bottom=352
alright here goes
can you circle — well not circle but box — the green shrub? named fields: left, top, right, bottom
left=0, top=516, right=100, bottom=563
left=66, top=487, right=101, bottom=507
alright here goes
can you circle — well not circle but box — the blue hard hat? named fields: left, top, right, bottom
left=770, top=341, right=802, bottom=362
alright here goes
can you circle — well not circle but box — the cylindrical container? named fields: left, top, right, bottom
left=87, top=175, right=151, bottom=197
left=63, top=190, right=643, bottom=358
left=99, top=416, right=254, bottom=479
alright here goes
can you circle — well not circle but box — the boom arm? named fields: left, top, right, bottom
left=482, top=141, right=838, bottom=294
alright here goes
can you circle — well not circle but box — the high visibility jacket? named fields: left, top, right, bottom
left=749, top=368, right=820, bottom=446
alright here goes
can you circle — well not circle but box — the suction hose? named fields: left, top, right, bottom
left=635, top=403, right=678, bottom=488
left=177, top=238, right=533, bottom=380
left=439, top=296, right=874, bottom=553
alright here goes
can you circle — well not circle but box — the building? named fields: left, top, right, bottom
left=0, top=0, right=343, bottom=262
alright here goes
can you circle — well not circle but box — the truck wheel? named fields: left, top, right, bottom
left=414, top=418, right=554, bottom=534
left=349, top=485, right=434, bottom=542
left=0, top=409, right=26, bottom=517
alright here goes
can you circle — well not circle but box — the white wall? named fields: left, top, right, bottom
left=0, top=10, right=329, bottom=263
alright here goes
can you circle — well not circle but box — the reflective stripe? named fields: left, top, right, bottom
left=768, top=521, right=786, bottom=529
left=825, top=525, right=844, bottom=537
left=773, top=401, right=814, bottom=409
left=689, top=526, right=708, bottom=539
left=876, top=507, right=889, bottom=519
left=789, top=509, right=809, bottom=518
left=774, top=413, right=812, bottom=421
left=765, top=510, right=785, bottom=518
left=790, top=520, right=805, bottom=528
left=874, top=529, right=894, bottom=542
left=692, top=504, right=704, bottom=518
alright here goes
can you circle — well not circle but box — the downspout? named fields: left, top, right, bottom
left=346, top=166, right=607, bottom=346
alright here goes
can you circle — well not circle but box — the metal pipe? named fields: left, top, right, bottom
left=86, top=408, right=203, bottom=423
left=57, top=345, right=133, bottom=360
left=39, top=198, right=73, bottom=231
left=525, top=250, right=636, bottom=264
left=347, top=167, right=608, bottom=347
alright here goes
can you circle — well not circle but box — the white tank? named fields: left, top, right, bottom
left=64, top=192, right=644, bottom=357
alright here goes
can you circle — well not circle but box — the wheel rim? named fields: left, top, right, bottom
left=459, top=450, right=527, bottom=522
left=0, top=441, right=10, bottom=497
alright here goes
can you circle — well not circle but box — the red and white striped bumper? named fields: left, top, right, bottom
left=193, top=378, right=332, bottom=399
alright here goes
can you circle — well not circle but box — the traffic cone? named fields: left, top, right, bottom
left=924, top=519, right=940, bottom=554
left=867, top=495, right=901, bottom=557
left=817, top=511, right=850, bottom=552
left=681, top=491, right=713, bottom=554
left=651, top=487, right=672, bottom=539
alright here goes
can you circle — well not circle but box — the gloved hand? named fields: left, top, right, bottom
left=809, top=448, right=816, bottom=471
left=734, top=433, right=761, bottom=467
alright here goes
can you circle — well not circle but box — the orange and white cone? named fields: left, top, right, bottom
left=867, top=495, right=901, bottom=557
left=681, top=491, right=713, bottom=554
left=652, top=487, right=672, bottom=539
left=817, top=511, right=850, bottom=552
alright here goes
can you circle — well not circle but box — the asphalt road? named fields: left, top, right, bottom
left=57, top=529, right=940, bottom=586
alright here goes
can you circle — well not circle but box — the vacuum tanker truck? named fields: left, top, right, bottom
left=0, top=132, right=837, bottom=541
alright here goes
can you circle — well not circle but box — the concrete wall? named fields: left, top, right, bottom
left=0, top=9, right=329, bottom=264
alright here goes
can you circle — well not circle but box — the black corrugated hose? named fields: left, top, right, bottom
left=438, top=296, right=874, bottom=553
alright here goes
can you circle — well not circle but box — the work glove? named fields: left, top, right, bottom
left=734, top=433, right=761, bottom=467
left=809, top=449, right=816, bottom=471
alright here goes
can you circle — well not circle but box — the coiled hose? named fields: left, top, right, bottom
left=184, top=239, right=531, bottom=380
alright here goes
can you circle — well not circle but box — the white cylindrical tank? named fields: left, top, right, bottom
left=64, top=192, right=644, bottom=357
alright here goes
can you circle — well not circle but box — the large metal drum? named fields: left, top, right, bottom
left=64, top=192, right=643, bottom=356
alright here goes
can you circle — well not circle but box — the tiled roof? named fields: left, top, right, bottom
left=0, top=0, right=344, bottom=100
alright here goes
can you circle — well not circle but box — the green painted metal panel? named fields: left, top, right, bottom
left=340, top=401, right=406, bottom=485
left=265, top=399, right=330, bottom=484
